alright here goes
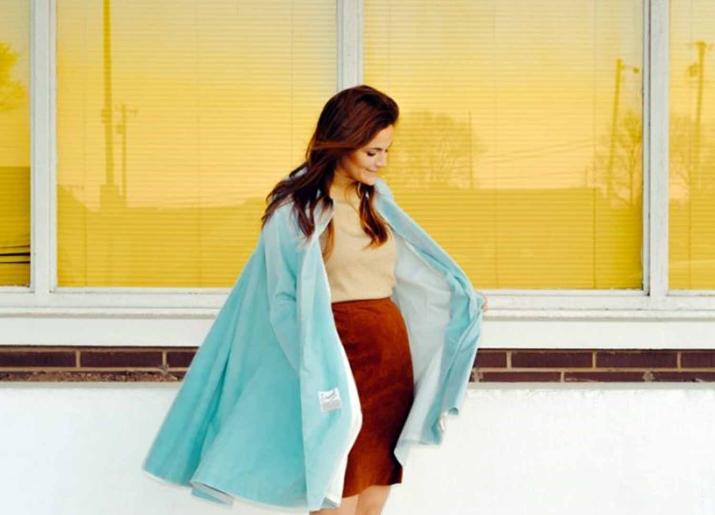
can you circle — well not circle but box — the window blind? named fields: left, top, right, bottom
left=365, top=0, right=643, bottom=289
left=57, top=0, right=336, bottom=287
left=0, top=0, right=30, bottom=287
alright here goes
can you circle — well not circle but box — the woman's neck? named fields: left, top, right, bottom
left=330, top=170, right=360, bottom=202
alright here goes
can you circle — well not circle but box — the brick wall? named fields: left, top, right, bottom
left=1, top=346, right=714, bottom=382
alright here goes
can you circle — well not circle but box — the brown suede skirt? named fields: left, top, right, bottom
left=331, top=296, right=415, bottom=498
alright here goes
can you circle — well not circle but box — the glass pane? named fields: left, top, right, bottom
left=57, top=0, right=336, bottom=287
left=0, top=0, right=30, bottom=286
left=365, top=0, right=643, bottom=289
left=669, top=0, right=715, bottom=289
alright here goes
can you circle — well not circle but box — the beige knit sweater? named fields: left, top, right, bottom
left=319, top=173, right=397, bottom=303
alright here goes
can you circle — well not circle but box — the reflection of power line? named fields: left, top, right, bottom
left=479, top=141, right=594, bottom=164
left=487, top=171, right=592, bottom=186
left=486, top=138, right=593, bottom=156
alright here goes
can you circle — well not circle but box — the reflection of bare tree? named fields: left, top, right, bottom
left=671, top=113, right=696, bottom=200
left=0, top=42, right=26, bottom=111
left=670, top=117, right=715, bottom=200
left=670, top=108, right=715, bottom=287
left=388, top=110, right=486, bottom=189
left=618, top=110, right=643, bottom=207
left=701, top=129, right=715, bottom=193
left=580, top=57, right=642, bottom=210
left=671, top=39, right=715, bottom=206
left=587, top=107, right=643, bottom=208
left=605, top=58, right=640, bottom=202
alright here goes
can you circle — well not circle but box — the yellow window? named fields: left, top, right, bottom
left=669, top=0, right=715, bottom=289
left=0, top=0, right=30, bottom=287
left=57, top=0, right=336, bottom=287
left=365, top=0, right=644, bottom=289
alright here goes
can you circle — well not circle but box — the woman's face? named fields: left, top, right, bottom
left=335, top=125, right=393, bottom=186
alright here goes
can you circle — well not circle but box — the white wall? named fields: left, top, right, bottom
left=1, top=383, right=713, bottom=515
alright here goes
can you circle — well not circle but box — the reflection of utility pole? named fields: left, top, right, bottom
left=688, top=41, right=712, bottom=192
left=686, top=40, right=712, bottom=287
left=100, top=0, right=115, bottom=194
left=606, top=58, right=639, bottom=203
left=116, top=104, right=138, bottom=201
left=99, top=0, right=118, bottom=283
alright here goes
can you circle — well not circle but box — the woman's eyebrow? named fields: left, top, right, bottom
left=368, top=144, right=393, bottom=150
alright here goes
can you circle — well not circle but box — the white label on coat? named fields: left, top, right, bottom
left=439, top=413, right=447, bottom=432
left=318, top=387, right=342, bottom=412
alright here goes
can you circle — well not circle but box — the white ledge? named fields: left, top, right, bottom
left=1, top=306, right=715, bottom=321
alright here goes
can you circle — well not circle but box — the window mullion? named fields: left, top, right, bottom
left=337, top=0, right=362, bottom=90
left=646, top=0, right=669, bottom=300
left=30, top=0, right=55, bottom=302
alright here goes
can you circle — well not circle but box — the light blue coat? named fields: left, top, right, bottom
left=142, top=173, right=485, bottom=512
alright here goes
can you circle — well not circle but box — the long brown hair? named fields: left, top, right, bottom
left=260, top=84, right=399, bottom=259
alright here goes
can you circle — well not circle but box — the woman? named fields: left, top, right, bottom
left=142, top=84, right=487, bottom=514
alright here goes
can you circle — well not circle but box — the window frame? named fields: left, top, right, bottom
left=2, top=0, right=715, bottom=349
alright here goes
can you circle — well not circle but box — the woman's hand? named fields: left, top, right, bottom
left=477, top=291, right=488, bottom=313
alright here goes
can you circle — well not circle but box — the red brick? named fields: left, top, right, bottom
left=511, top=351, right=592, bottom=368
left=0, top=351, right=75, bottom=367
left=477, top=371, right=561, bottom=382
left=474, top=351, right=507, bottom=368
left=596, top=351, right=677, bottom=368
left=167, top=350, right=196, bottom=368
left=680, top=351, right=715, bottom=368
left=565, top=371, right=649, bottom=382
left=650, top=371, right=715, bottom=382
left=80, top=350, right=162, bottom=368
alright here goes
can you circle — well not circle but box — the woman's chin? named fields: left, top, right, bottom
left=360, top=171, right=379, bottom=185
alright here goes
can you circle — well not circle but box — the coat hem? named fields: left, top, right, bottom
left=142, top=468, right=308, bottom=512
left=190, top=480, right=307, bottom=512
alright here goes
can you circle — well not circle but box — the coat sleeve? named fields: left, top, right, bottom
left=262, top=205, right=302, bottom=374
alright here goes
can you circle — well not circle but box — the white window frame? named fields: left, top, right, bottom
left=1, top=0, right=714, bottom=348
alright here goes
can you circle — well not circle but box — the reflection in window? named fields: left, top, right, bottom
left=57, top=0, right=335, bottom=287
left=0, top=1, right=30, bottom=287
left=365, top=0, right=643, bottom=289
left=670, top=0, right=715, bottom=289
